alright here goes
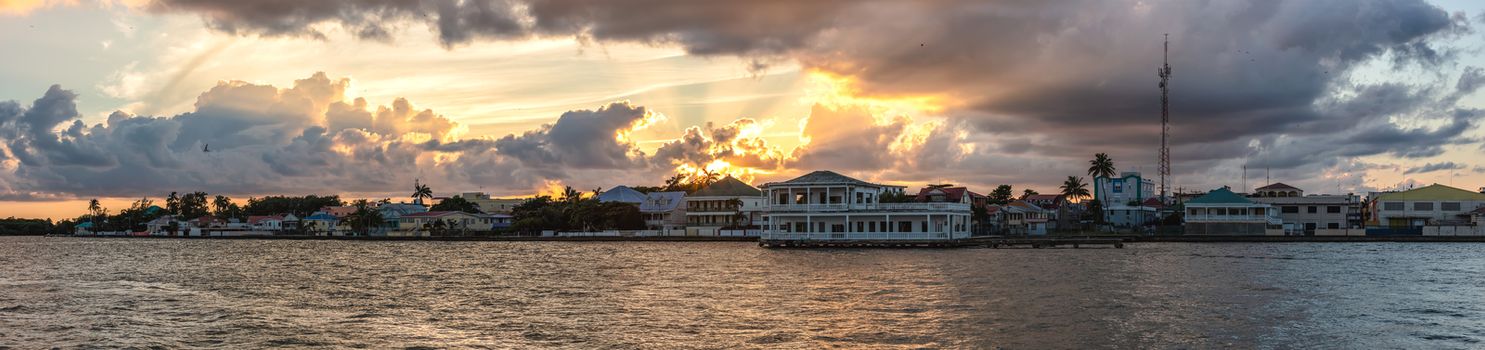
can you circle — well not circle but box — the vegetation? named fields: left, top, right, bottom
left=988, top=185, right=1014, bottom=205
left=1088, top=153, right=1116, bottom=179
left=430, top=196, right=483, bottom=213
left=1021, top=188, right=1038, bottom=199
left=0, top=217, right=62, bottom=235
left=411, top=179, right=433, bottom=204
left=243, top=195, right=345, bottom=217
left=342, top=200, right=384, bottom=236
left=510, top=186, right=645, bottom=233
left=878, top=187, right=914, bottom=203
left=1060, top=176, right=1090, bottom=201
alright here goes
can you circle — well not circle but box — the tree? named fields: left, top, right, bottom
left=1022, top=188, right=1039, bottom=199
left=411, top=179, right=433, bottom=205
left=179, top=192, right=210, bottom=218
left=1085, top=199, right=1105, bottom=225
left=87, top=199, right=102, bottom=230
left=1088, top=153, right=1116, bottom=179
left=165, top=192, right=180, bottom=215
left=1060, top=176, right=1091, bottom=202
left=243, top=195, right=344, bottom=217
left=989, top=185, right=1014, bottom=205
left=431, top=196, right=483, bottom=214
left=344, top=200, right=383, bottom=236
left=212, top=195, right=233, bottom=219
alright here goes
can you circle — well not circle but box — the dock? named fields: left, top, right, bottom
left=759, top=236, right=1128, bottom=249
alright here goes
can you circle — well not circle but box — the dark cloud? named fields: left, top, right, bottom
left=1403, top=161, right=1465, bottom=175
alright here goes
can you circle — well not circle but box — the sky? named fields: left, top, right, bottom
left=2, top=0, right=1485, bottom=220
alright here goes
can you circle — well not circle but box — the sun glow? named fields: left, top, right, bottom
left=803, top=70, right=949, bottom=121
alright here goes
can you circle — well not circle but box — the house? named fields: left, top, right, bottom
left=302, top=212, right=340, bottom=235
left=280, top=214, right=300, bottom=231
left=1252, top=183, right=1303, bottom=198
left=247, top=215, right=285, bottom=232
left=597, top=186, right=647, bottom=204
left=1095, top=171, right=1156, bottom=206
left=1368, top=184, right=1485, bottom=229
left=641, top=191, right=687, bottom=235
left=74, top=221, right=94, bottom=235
left=376, top=203, right=428, bottom=235
left=685, top=176, right=765, bottom=236
left=760, top=170, right=972, bottom=242
left=1104, top=198, right=1160, bottom=229
left=1248, top=183, right=1362, bottom=234
left=914, top=186, right=985, bottom=205
left=145, top=215, right=183, bottom=235
left=319, top=206, right=357, bottom=218
left=1023, top=194, right=1077, bottom=231
left=1183, top=187, right=1282, bottom=235
left=453, top=192, right=525, bottom=214
left=398, top=211, right=495, bottom=235
left=491, top=213, right=514, bottom=229
left=188, top=216, right=226, bottom=229
left=1001, top=200, right=1051, bottom=235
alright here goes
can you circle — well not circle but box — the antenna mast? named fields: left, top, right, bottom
left=1158, top=34, right=1173, bottom=201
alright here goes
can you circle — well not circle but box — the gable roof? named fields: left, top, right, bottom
left=1140, top=197, right=1167, bottom=208
left=597, top=186, right=647, bottom=204
left=771, top=170, right=879, bottom=187
left=692, top=176, right=763, bottom=197
left=1255, top=182, right=1301, bottom=191
left=640, top=191, right=686, bottom=212
left=402, top=211, right=486, bottom=218
left=248, top=215, right=283, bottom=225
left=1024, top=194, right=1066, bottom=202
left=1375, top=184, right=1485, bottom=202
left=1187, top=187, right=1254, bottom=204
left=916, top=187, right=969, bottom=202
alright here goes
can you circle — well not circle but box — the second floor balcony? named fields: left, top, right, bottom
left=767, top=202, right=970, bottom=213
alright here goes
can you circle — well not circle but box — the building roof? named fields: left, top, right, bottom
left=401, top=211, right=487, bottom=218
left=640, top=191, right=686, bottom=212
left=1374, top=184, right=1485, bottom=202
left=378, top=203, right=429, bottom=217
left=1140, top=197, right=1166, bottom=208
left=1004, top=200, right=1048, bottom=213
left=916, top=187, right=970, bottom=202
left=247, top=215, right=283, bottom=225
left=319, top=206, right=357, bottom=217
left=304, top=213, right=338, bottom=221
left=597, top=186, right=647, bottom=204
left=769, top=170, right=880, bottom=187
left=1187, top=187, right=1254, bottom=204
left=692, top=176, right=763, bottom=197
left=1255, top=182, right=1301, bottom=191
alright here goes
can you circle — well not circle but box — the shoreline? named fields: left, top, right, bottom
left=38, top=234, right=1485, bottom=243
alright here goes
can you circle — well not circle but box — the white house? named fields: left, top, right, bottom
left=398, top=211, right=495, bottom=236
left=1184, top=187, right=1282, bottom=235
left=641, top=191, right=687, bottom=236
left=760, top=170, right=972, bottom=242
left=685, top=176, right=765, bottom=237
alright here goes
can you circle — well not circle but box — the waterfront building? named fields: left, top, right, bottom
left=398, top=211, right=496, bottom=235
left=491, top=213, right=514, bottom=229
left=914, top=186, right=986, bottom=206
left=596, top=186, right=647, bottom=204
left=1104, top=198, right=1160, bottom=229
left=1000, top=200, right=1051, bottom=235
left=318, top=206, right=357, bottom=218
left=1094, top=171, right=1155, bottom=206
left=760, top=170, right=972, bottom=242
left=1248, top=183, right=1362, bottom=234
left=1368, top=184, right=1485, bottom=228
left=1023, top=194, right=1077, bottom=231
left=453, top=192, right=525, bottom=214
left=247, top=215, right=285, bottom=231
left=641, top=191, right=687, bottom=235
left=1183, top=187, right=1282, bottom=235
left=376, top=203, right=429, bottom=235
left=302, top=212, right=339, bottom=235
left=685, top=176, right=765, bottom=237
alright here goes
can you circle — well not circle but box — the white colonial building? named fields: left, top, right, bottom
left=760, top=171, right=972, bottom=241
left=685, top=176, right=766, bottom=237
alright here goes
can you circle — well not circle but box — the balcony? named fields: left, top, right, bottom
left=766, top=202, right=970, bottom=213
left=1185, top=214, right=1282, bottom=225
left=761, top=231, right=964, bottom=241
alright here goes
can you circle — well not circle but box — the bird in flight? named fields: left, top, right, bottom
left=203, top=144, right=210, bottom=153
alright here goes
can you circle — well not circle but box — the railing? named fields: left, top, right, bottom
left=766, top=202, right=971, bottom=213
left=761, top=231, right=966, bottom=241
left=1185, top=214, right=1282, bottom=224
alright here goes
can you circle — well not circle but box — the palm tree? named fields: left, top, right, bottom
left=411, top=179, right=433, bottom=205
left=212, top=195, right=232, bottom=219
left=87, top=199, right=101, bottom=231
left=1022, top=188, right=1039, bottom=199
left=1088, top=153, right=1116, bottom=179
left=1060, top=176, right=1091, bottom=202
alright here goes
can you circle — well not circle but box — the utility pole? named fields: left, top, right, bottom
left=1158, top=34, right=1173, bottom=202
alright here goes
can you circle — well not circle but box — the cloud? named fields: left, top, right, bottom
left=1403, top=161, right=1466, bottom=175
left=0, top=73, right=677, bottom=199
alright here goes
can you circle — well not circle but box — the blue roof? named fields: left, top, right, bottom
left=640, top=192, right=686, bottom=212
left=305, top=213, right=338, bottom=221
left=597, top=186, right=647, bottom=204
left=76, top=222, right=93, bottom=228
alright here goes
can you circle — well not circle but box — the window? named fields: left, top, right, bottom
left=1327, top=223, right=1340, bottom=229
left=1307, top=206, right=1317, bottom=214
left=899, top=222, right=912, bottom=232
left=856, top=222, right=864, bottom=232
left=869, top=222, right=876, bottom=232
left=1383, top=202, right=1403, bottom=211
left=1282, top=206, right=1299, bottom=213
left=1414, top=202, right=1434, bottom=211
left=856, top=193, right=863, bottom=204
left=818, top=222, right=826, bottom=232
left=1304, top=223, right=1316, bottom=231
left=1327, top=206, right=1341, bottom=213
left=921, top=221, right=928, bottom=232
left=1442, top=202, right=1461, bottom=211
